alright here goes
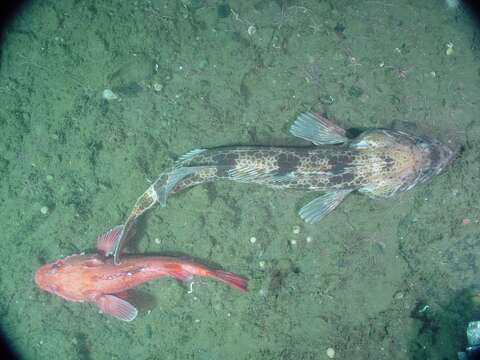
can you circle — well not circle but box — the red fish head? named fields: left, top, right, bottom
left=35, top=254, right=105, bottom=301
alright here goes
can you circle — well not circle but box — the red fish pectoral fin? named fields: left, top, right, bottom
left=94, top=294, right=138, bottom=322
left=96, top=225, right=125, bottom=256
left=209, top=270, right=248, bottom=292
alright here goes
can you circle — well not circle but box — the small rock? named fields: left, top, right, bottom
left=249, top=236, right=257, bottom=244
left=446, top=42, right=454, bottom=56
left=326, top=347, right=335, bottom=358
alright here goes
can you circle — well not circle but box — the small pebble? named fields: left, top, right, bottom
left=306, top=236, right=312, bottom=243
left=292, top=225, right=300, bottom=234
left=153, top=82, right=163, bottom=92
left=394, top=291, right=404, bottom=300
left=326, top=347, right=335, bottom=358
left=154, top=238, right=161, bottom=244
left=46, top=175, right=53, bottom=181
left=289, top=239, right=297, bottom=246
left=249, top=236, right=257, bottom=244
left=40, top=206, right=49, bottom=215
left=446, top=42, right=454, bottom=56
left=259, top=260, right=266, bottom=269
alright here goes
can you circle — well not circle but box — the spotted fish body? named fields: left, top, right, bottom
left=112, top=112, right=454, bottom=264
left=166, top=146, right=402, bottom=194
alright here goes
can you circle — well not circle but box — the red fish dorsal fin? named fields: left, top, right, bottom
left=96, top=225, right=125, bottom=256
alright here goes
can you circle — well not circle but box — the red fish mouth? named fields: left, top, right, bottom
left=35, top=264, right=56, bottom=291
left=34, top=266, right=48, bottom=289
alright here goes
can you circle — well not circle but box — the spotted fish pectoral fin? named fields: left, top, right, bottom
left=289, top=112, right=348, bottom=145
left=299, top=190, right=352, bottom=224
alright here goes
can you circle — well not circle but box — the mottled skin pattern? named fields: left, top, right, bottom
left=168, top=147, right=362, bottom=192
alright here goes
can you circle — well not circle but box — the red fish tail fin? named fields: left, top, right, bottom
left=210, top=270, right=248, bottom=292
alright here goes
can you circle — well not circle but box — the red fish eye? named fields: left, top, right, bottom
left=52, top=259, right=65, bottom=268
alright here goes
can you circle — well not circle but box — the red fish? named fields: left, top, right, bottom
left=35, top=226, right=247, bottom=321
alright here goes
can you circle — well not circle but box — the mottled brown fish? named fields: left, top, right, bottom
left=111, top=112, right=454, bottom=263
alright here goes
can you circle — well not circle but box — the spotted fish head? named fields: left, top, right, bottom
left=352, top=129, right=454, bottom=195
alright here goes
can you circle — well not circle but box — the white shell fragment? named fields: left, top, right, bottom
left=102, top=89, right=119, bottom=101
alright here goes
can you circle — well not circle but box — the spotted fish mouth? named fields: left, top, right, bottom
left=415, top=137, right=455, bottom=184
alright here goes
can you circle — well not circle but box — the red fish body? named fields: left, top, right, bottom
left=35, top=227, right=247, bottom=321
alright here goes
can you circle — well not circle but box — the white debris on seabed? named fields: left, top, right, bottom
left=446, top=42, right=454, bottom=56
left=292, top=225, right=300, bottom=234
left=249, top=236, right=257, bottom=244
left=40, top=206, right=49, bottom=215
left=326, top=347, right=335, bottom=358
left=102, top=89, right=119, bottom=101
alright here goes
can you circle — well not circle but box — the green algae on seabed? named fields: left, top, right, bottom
left=0, top=0, right=479, bottom=359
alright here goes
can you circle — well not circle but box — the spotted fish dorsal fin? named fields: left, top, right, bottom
left=289, top=112, right=348, bottom=145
